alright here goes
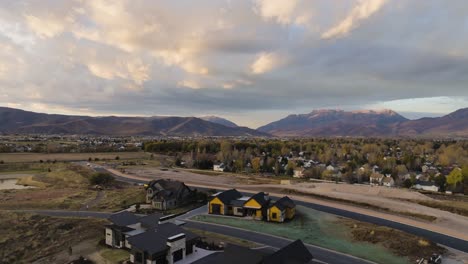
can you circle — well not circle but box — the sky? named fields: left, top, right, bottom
left=0, top=0, right=467, bottom=128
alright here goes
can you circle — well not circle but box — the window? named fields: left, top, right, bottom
left=272, top=213, right=277, bottom=219
left=236, top=208, right=243, bottom=214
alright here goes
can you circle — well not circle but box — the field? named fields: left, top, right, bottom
left=192, top=206, right=447, bottom=264
left=0, top=211, right=105, bottom=263
left=0, top=152, right=149, bottom=163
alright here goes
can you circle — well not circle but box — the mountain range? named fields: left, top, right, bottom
left=0, top=107, right=265, bottom=137
left=1, top=107, right=468, bottom=138
left=258, top=108, right=468, bottom=138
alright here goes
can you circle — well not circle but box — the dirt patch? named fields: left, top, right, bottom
left=343, top=219, right=446, bottom=262
left=0, top=212, right=105, bottom=264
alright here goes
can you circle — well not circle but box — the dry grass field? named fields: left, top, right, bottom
left=0, top=151, right=149, bottom=163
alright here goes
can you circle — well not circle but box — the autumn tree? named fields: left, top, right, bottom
left=447, top=168, right=463, bottom=187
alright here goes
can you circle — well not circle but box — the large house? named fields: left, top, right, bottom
left=414, top=181, right=439, bottom=192
left=208, top=189, right=295, bottom=223
left=105, top=211, right=199, bottom=264
left=145, top=179, right=195, bottom=211
left=193, top=239, right=313, bottom=264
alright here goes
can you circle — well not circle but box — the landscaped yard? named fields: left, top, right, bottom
left=192, top=206, right=444, bottom=264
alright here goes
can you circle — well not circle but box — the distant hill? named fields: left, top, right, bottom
left=0, top=107, right=268, bottom=137
left=258, top=108, right=468, bottom=138
left=200, top=116, right=238, bottom=127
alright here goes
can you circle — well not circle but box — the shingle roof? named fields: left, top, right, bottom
left=211, top=189, right=242, bottom=204
left=245, top=192, right=270, bottom=208
left=262, top=240, right=313, bottom=264
left=194, top=240, right=313, bottom=264
left=108, top=211, right=140, bottom=226
left=148, top=179, right=192, bottom=200
left=192, top=244, right=266, bottom=264
left=128, top=223, right=199, bottom=255
left=139, top=212, right=163, bottom=229
left=270, top=196, right=295, bottom=211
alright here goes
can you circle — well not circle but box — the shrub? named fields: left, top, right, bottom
left=89, top=172, right=114, bottom=186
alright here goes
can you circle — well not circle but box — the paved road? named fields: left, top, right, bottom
left=85, top=164, right=468, bottom=253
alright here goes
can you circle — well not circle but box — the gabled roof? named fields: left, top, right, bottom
left=262, top=240, right=313, bottom=264
left=211, top=189, right=242, bottom=204
left=108, top=211, right=140, bottom=226
left=192, top=244, right=266, bottom=264
left=245, top=192, right=270, bottom=208
left=270, top=196, right=295, bottom=211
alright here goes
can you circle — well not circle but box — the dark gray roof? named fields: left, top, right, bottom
left=194, top=240, right=313, bottom=264
left=139, top=212, right=163, bottom=229
left=128, top=223, right=199, bottom=255
left=246, top=192, right=270, bottom=207
left=108, top=211, right=140, bottom=226
left=104, top=224, right=135, bottom=233
left=148, top=179, right=192, bottom=200
left=270, top=196, right=295, bottom=211
left=193, top=244, right=266, bottom=264
left=230, top=199, right=246, bottom=207
left=211, top=189, right=242, bottom=204
left=263, top=240, right=313, bottom=264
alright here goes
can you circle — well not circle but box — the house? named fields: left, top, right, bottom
left=208, top=190, right=294, bottom=223
left=213, top=163, right=226, bottom=172
left=267, top=196, right=296, bottom=223
left=128, top=223, right=199, bottom=264
left=369, top=173, right=384, bottom=186
left=146, top=179, right=195, bottom=210
left=414, top=181, right=439, bottom=192
left=105, top=211, right=199, bottom=264
left=193, top=239, right=313, bottom=264
left=293, top=168, right=305, bottom=178
left=243, top=192, right=271, bottom=220
left=208, top=189, right=243, bottom=215
left=382, top=175, right=395, bottom=187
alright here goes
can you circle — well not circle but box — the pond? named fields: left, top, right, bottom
left=0, top=178, right=34, bottom=190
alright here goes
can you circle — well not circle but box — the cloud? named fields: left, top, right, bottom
left=0, top=0, right=467, bottom=127
left=250, top=52, right=281, bottom=74
left=178, top=80, right=201, bottom=89
left=322, top=0, right=387, bottom=39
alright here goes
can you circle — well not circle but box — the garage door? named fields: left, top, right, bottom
left=173, top=249, right=183, bottom=262
left=211, top=204, right=221, bottom=214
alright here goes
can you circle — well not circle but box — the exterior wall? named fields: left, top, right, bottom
left=254, top=209, right=263, bottom=220
left=268, top=206, right=285, bottom=222
left=232, top=206, right=244, bottom=216
left=208, top=197, right=225, bottom=215
left=130, top=254, right=135, bottom=263
left=105, top=228, right=113, bottom=247
left=146, top=260, right=156, bottom=264
left=125, top=235, right=132, bottom=249
left=167, top=237, right=186, bottom=264
left=415, top=185, right=439, bottom=192
left=285, top=207, right=296, bottom=220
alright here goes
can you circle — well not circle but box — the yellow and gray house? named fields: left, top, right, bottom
left=267, top=196, right=296, bottom=223
left=208, top=190, right=295, bottom=223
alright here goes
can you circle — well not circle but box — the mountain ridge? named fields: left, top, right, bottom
left=0, top=107, right=267, bottom=137
left=258, top=108, right=468, bottom=138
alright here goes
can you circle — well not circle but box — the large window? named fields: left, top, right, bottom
left=272, top=213, right=277, bottom=219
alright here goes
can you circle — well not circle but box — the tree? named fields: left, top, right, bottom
left=446, top=168, right=463, bottom=187
left=403, top=178, right=412, bottom=188
left=89, top=172, right=114, bottom=186
left=251, top=157, right=261, bottom=173
left=434, top=175, right=446, bottom=192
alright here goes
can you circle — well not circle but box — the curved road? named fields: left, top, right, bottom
left=90, top=164, right=468, bottom=253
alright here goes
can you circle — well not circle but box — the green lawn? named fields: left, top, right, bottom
left=193, top=206, right=410, bottom=264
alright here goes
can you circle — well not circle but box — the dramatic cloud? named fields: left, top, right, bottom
left=322, top=0, right=387, bottom=39
left=0, top=0, right=467, bottom=128
left=250, top=52, right=281, bottom=74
